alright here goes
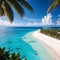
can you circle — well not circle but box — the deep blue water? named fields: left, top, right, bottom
left=0, top=27, right=60, bottom=60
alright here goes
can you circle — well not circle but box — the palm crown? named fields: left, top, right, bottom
left=0, top=0, right=34, bottom=22
left=47, top=0, right=60, bottom=13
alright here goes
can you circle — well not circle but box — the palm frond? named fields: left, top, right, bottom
left=15, top=53, right=20, bottom=60
left=47, top=0, right=59, bottom=13
left=1, top=1, right=13, bottom=22
left=9, top=0, right=24, bottom=18
left=0, top=7, right=4, bottom=16
left=18, top=0, right=34, bottom=13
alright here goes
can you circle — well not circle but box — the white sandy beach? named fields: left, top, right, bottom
left=32, top=30, right=60, bottom=60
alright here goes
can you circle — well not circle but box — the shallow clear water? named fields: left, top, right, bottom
left=0, top=27, right=59, bottom=60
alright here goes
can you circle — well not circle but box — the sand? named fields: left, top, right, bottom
left=32, top=30, right=60, bottom=60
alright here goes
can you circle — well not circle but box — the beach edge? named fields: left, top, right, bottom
left=32, top=30, right=60, bottom=60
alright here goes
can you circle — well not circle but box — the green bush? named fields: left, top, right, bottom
left=0, top=47, right=27, bottom=60
left=40, top=29, right=60, bottom=40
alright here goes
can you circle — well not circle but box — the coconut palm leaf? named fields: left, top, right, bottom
left=0, top=47, right=10, bottom=60
left=1, top=1, right=13, bottom=22
left=0, top=7, right=4, bottom=16
left=15, top=53, right=20, bottom=60
left=0, top=47, right=27, bottom=60
left=17, top=0, right=34, bottom=13
left=0, top=0, right=34, bottom=23
left=47, top=0, right=60, bottom=13
left=11, top=53, right=16, bottom=59
left=9, top=52, right=21, bottom=60
left=9, top=0, right=24, bottom=18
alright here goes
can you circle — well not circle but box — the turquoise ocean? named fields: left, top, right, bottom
left=0, top=27, right=60, bottom=60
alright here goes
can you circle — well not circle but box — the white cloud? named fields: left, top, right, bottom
left=26, top=22, right=41, bottom=26
left=0, top=19, right=24, bottom=27
left=23, top=13, right=54, bottom=26
left=56, top=20, right=60, bottom=25
left=0, top=13, right=57, bottom=27
left=23, top=17, right=40, bottom=22
left=23, top=17, right=32, bottom=21
left=58, top=15, right=60, bottom=17
left=0, top=19, right=42, bottom=27
left=0, top=13, right=53, bottom=27
left=56, top=16, right=60, bottom=25
left=41, top=13, right=54, bottom=25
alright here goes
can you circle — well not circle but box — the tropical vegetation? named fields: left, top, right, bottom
left=0, top=0, right=34, bottom=22
left=0, top=0, right=60, bottom=59
left=47, top=0, right=60, bottom=13
left=40, top=29, right=60, bottom=40
left=0, top=47, right=27, bottom=60
left=0, top=0, right=60, bottom=22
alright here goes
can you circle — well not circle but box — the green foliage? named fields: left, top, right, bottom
left=0, top=47, right=9, bottom=60
left=0, top=47, right=27, bottom=60
left=1, top=1, right=13, bottom=22
left=41, top=29, right=60, bottom=40
left=0, top=0, right=34, bottom=22
left=47, top=0, right=60, bottom=13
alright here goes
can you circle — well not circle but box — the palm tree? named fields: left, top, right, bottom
left=0, top=47, right=27, bottom=60
left=0, top=47, right=10, bottom=60
left=0, top=0, right=34, bottom=22
left=47, top=0, right=60, bottom=13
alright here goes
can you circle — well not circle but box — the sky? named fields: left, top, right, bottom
left=0, top=0, right=60, bottom=27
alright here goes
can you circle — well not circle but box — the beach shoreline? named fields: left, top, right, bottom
left=32, top=30, right=60, bottom=60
